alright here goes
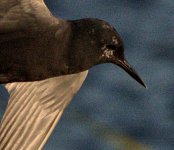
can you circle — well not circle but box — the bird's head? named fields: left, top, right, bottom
left=70, top=18, right=146, bottom=88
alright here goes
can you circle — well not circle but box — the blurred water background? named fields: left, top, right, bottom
left=0, top=0, right=173, bottom=150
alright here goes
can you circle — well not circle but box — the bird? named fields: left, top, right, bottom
left=0, top=0, right=146, bottom=149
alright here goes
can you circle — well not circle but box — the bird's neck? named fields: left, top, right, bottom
left=64, top=20, right=100, bottom=74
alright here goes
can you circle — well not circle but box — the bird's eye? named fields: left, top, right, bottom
left=106, top=44, right=117, bottom=50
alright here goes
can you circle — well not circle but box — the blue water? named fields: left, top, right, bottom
left=0, top=0, right=174, bottom=150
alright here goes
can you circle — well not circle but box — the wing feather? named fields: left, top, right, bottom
left=0, top=71, right=88, bottom=150
left=0, top=0, right=59, bottom=33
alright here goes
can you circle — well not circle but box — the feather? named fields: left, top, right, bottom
left=0, top=71, right=88, bottom=150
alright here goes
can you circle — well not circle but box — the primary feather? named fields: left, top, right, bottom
left=0, top=71, right=88, bottom=149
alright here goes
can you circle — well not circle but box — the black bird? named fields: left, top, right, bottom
left=0, top=0, right=146, bottom=149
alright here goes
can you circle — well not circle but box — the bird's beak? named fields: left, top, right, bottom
left=115, top=59, right=147, bottom=88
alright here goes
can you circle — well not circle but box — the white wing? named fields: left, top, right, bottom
left=0, top=71, right=88, bottom=150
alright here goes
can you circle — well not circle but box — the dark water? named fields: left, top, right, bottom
left=0, top=0, right=173, bottom=150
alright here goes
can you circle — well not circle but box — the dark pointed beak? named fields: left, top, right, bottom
left=115, top=59, right=147, bottom=88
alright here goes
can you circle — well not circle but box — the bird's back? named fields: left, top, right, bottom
left=0, top=26, right=64, bottom=83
